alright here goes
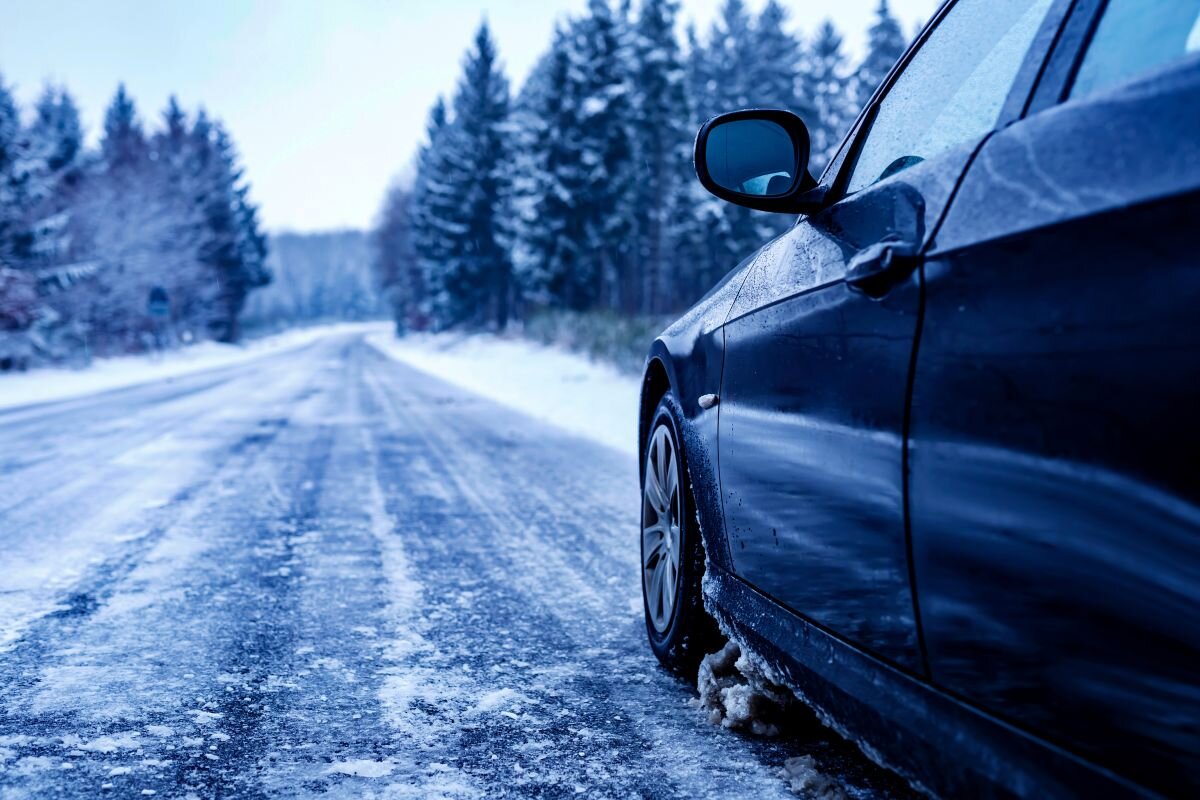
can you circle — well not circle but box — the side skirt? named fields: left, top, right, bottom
left=703, top=565, right=1153, bottom=799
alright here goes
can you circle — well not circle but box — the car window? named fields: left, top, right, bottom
left=845, top=0, right=1056, bottom=195
left=1070, top=0, right=1200, bottom=99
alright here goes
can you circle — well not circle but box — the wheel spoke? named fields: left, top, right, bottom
left=655, top=432, right=668, bottom=495
left=648, top=561, right=666, bottom=621
left=662, top=559, right=675, bottom=615
left=642, top=523, right=666, bottom=560
left=645, top=466, right=669, bottom=515
left=664, top=446, right=678, bottom=505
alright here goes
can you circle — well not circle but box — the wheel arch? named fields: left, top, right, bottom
left=638, top=340, right=732, bottom=573
left=639, top=354, right=673, bottom=465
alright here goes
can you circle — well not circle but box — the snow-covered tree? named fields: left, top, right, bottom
left=508, top=1, right=633, bottom=313
left=750, top=1, right=804, bottom=114
left=410, top=95, right=454, bottom=323
left=855, top=0, right=906, bottom=109
left=0, top=77, right=23, bottom=266
left=101, top=84, right=148, bottom=174
left=194, top=121, right=269, bottom=342
left=507, top=32, right=577, bottom=309
left=804, top=20, right=855, bottom=173
left=371, top=182, right=421, bottom=333
left=693, top=0, right=754, bottom=122
left=626, top=0, right=693, bottom=313
left=418, top=22, right=512, bottom=330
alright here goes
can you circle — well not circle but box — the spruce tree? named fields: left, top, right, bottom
left=372, top=182, right=419, bottom=333
left=855, top=0, right=906, bottom=110
left=0, top=78, right=23, bottom=265
left=16, top=86, right=87, bottom=300
left=101, top=84, right=147, bottom=174
left=568, top=0, right=634, bottom=311
left=804, top=20, right=854, bottom=173
left=694, top=0, right=754, bottom=121
left=750, top=1, right=803, bottom=114
left=626, top=0, right=691, bottom=313
left=507, top=31, right=577, bottom=309
left=410, top=96, right=454, bottom=322
left=422, top=22, right=512, bottom=330
left=509, top=2, right=633, bottom=313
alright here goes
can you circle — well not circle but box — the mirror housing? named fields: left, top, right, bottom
left=693, top=109, right=823, bottom=214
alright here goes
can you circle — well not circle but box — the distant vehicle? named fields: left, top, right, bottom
left=637, top=0, right=1200, bottom=796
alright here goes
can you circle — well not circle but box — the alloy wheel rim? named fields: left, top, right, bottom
left=643, top=423, right=682, bottom=633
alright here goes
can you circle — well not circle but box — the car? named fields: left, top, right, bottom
left=637, top=0, right=1200, bottom=796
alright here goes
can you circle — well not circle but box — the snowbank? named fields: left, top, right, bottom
left=696, top=640, right=793, bottom=737
left=366, top=331, right=641, bottom=456
left=0, top=322, right=385, bottom=412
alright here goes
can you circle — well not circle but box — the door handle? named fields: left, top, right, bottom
left=845, top=241, right=922, bottom=298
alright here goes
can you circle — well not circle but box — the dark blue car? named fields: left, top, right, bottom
left=637, top=0, right=1200, bottom=796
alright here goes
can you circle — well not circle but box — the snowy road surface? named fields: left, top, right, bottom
left=0, top=330, right=912, bottom=799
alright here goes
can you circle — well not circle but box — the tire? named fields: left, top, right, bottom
left=642, top=396, right=721, bottom=679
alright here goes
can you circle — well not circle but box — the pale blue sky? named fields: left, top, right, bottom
left=0, top=0, right=934, bottom=232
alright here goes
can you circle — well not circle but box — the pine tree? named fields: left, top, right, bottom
left=508, top=2, right=633, bottom=313
left=101, top=84, right=147, bottom=174
left=855, top=0, right=906, bottom=109
left=626, top=0, right=692, bottom=313
left=0, top=78, right=23, bottom=266
left=507, top=31, right=577, bottom=309
left=804, top=20, right=855, bottom=173
left=198, top=123, right=268, bottom=342
left=421, top=22, right=512, bottom=330
left=694, top=0, right=754, bottom=121
left=13, top=84, right=91, bottom=358
left=567, top=0, right=634, bottom=311
left=750, top=1, right=804, bottom=113
left=372, top=182, right=419, bottom=333
left=409, top=96, right=456, bottom=324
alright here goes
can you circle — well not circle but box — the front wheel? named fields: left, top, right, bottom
left=642, top=397, right=720, bottom=678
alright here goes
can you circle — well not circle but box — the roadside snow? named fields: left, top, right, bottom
left=366, top=331, right=640, bottom=455
left=780, top=756, right=848, bottom=800
left=0, top=322, right=385, bottom=412
left=696, top=641, right=792, bottom=737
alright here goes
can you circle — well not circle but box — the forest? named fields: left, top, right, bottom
left=0, top=0, right=912, bottom=370
left=372, top=0, right=911, bottom=334
left=0, top=83, right=268, bottom=368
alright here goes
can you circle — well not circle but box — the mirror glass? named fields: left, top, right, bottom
left=704, top=118, right=797, bottom=197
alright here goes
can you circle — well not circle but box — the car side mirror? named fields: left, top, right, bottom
left=694, top=109, right=822, bottom=214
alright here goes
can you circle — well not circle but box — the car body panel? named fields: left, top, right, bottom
left=715, top=129, right=984, bottom=672
left=910, top=57, right=1200, bottom=795
left=643, top=250, right=762, bottom=571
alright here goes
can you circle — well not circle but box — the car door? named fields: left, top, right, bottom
left=908, top=0, right=1200, bottom=793
left=717, top=0, right=1065, bottom=671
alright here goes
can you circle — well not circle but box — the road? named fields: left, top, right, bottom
left=0, top=331, right=910, bottom=799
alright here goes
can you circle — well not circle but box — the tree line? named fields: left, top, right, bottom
left=373, top=0, right=909, bottom=333
left=242, top=230, right=383, bottom=333
left=0, top=80, right=269, bottom=368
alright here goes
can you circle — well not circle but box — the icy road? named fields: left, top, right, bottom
left=0, top=330, right=911, bottom=799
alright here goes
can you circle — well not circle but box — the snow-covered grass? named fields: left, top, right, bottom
left=366, top=331, right=642, bottom=456
left=0, top=322, right=386, bottom=412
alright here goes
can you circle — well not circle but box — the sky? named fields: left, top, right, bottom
left=0, top=0, right=935, bottom=233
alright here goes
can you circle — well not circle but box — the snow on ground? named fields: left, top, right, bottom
left=366, top=331, right=641, bottom=456
left=0, top=322, right=386, bottom=412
